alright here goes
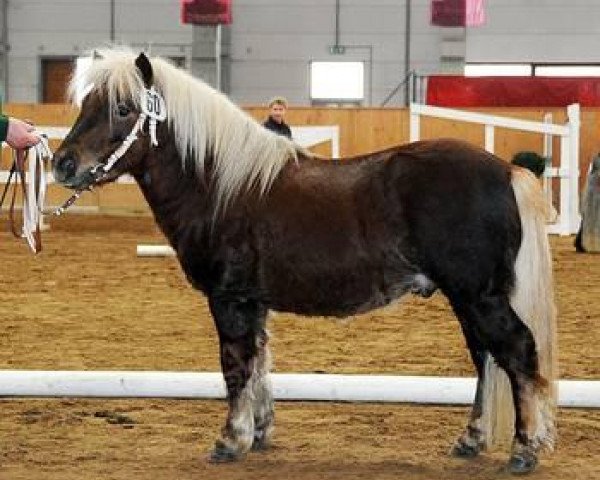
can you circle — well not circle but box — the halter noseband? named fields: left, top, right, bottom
left=55, top=86, right=166, bottom=215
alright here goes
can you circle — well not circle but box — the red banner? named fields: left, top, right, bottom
left=431, top=0, right=485, bottom=27
left=465, top=0, right=485, bottom=26
left=181, top=0, right=232, bottom=25
left=427, top=75, right=600, bottom=107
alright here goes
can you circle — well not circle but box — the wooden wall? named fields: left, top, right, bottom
left=3, top=104, right=599, bottom=213
left=246, top=106, right=600, bottom=174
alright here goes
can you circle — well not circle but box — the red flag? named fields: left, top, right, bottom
left=181, top=0, right=232, bottom=25
left=431, top=0, right=485, bottom=27
left=465, top=0, right=485, bottom=27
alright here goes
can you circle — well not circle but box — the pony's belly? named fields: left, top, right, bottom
left=265, top=270, right=436, bottom=317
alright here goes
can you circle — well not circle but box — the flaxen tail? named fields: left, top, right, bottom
left=482, top=167, right=558, bottom=450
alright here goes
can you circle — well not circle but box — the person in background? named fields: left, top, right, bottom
left=0, top=113, right=41, bottom=149
left=263, top=96, right=292, bottom=139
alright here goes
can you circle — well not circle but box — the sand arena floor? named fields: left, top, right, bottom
left=0, top=215, right=598, bottom=480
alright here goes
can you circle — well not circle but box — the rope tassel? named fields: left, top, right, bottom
left=0, top=134, right=52, bottom=253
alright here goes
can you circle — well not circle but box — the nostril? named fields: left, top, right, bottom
left=55, top=152, right=77, bottom=179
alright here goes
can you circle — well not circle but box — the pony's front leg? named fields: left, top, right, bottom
left=251, top=328, right=274, bottom=451
left=208, top=297, right=267, bottom=463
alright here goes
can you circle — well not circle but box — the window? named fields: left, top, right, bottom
left=465, top=63, right=600, bottom=78
left=310, top=61, right=364, bottom=103
left=464, top=64, right=532, bottom=77
left=41, top=58, right=75, bottom=103
left=534, top=65, right=600, bottom=77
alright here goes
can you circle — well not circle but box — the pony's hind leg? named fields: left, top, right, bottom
left=208, top=297, right=267, bottom=462
left=459, top=292, right=550, bottom=475
left=450, top=314, right=487, bottom=458
left=251, top=328, right=275, bottom=451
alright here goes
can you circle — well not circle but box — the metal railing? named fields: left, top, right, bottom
left=380, top=71, right=428, bottom=107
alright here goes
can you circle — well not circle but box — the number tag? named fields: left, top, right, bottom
left=140, top=87, right=166, bottom=121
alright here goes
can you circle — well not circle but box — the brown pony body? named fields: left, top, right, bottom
left=52, top=49, right=557, bottom=474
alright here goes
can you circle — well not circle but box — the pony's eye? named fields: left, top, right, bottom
left=116, top=103, right=130, bottom=117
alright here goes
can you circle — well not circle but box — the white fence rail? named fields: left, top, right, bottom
left=409, top=103, right=581, bottom=235
left=0, top=371, right=598, bottom=408
left=292, top=125, right=340, bottom=158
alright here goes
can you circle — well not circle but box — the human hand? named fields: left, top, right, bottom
left=5, top=117, right=41, bottom=149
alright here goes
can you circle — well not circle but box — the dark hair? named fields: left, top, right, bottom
left=511, top=151, right=546, bottom=178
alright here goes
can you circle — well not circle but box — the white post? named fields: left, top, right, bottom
left=567, top=103, right=581, bottom=234
left=137, top=245, right=176, bottom=257
left=331, top=126, right=340, bottom=158
left=559, top=136, right=571, bottom=235
left=543, top=112, right=554, bottom=209
left=409, top=103, right=420, bottom=142
left=484, top=124, right=495, bottom=154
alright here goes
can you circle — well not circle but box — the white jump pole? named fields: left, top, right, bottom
left=136, top=245, right=175, bottom=257
left=0, top=371, right=598, bottom=408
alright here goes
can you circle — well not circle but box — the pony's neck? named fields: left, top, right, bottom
left=133, top=143, right=212, bottom=249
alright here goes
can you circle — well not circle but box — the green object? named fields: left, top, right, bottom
left=0, top=93, right=7, bottom=142
left=329, top=45, right=346, bottom=55
left=0, top=115, right=8, bottom=142
left=511, top=151, right=546, bottom=178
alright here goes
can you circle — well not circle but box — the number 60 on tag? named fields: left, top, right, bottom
left=141, top=87, right=167, bottom=121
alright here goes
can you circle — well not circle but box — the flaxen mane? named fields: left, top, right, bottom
left=69, top=47, right=303, bottom=211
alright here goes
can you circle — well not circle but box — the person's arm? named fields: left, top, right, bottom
left=0, top=114, right=8, bottom=142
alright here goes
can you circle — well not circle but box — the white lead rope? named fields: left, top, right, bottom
left=2, top=134, right=52, bottom=253
left=23, top=135, right=52, bottom=252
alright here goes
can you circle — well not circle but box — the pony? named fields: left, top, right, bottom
left=575, top=154, right=600, bottom=252
left=52, top=48, right=557, bottom=475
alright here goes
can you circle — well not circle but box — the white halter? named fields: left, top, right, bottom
left=55, top=86, right=166, bottom=215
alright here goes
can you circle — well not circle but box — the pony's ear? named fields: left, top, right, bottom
left=135, top=52, right=153, bottom=87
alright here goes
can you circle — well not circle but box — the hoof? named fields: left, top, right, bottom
left=251, top=429, right=272, bottom=452
left=507, top=451, right=538, bottom=475
left=209, top=440, right=244, bottom=464
left=251, top=438, right=270, bottom=452
left=251, top=437, right=271, bottom=452
left=450, top=438, right=484, bottom=459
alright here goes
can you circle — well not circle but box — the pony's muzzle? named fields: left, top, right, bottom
left=53, top=150, right=78, bottom=184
